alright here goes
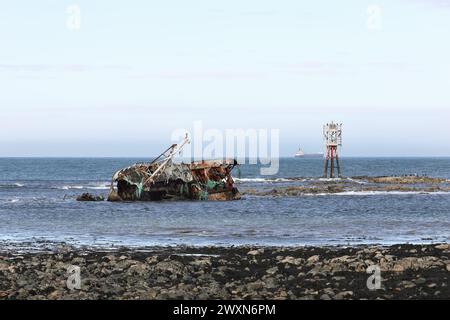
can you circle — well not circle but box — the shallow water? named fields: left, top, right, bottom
left=1, top=157, right=450, bottom=248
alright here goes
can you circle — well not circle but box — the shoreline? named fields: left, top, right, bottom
left=2, top=238, right=450, bottom=254
left=1, top=243, right=449, bottom=300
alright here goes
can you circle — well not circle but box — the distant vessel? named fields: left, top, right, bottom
left=294, top=148, right=323, bottom=158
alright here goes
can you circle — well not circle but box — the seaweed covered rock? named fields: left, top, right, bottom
left=76, top=193, right=105, bottom=201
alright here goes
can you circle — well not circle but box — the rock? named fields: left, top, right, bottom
left=151, top=260, right=186, bottom=276
left=264, top=277, right=278, bottom=289
left=364, top=259, right=374, bottom=266
left=320, top=294, right=332, bottom=300
left=166, top=289, right=190, bottom=299
left=334, top=291, right=353, bottom=300
left=307, top=267, right=327, bottom=276
left=0, top=261, right=10, bottom=271
left=415, top=277, right=426, bottom=285
left=280, top=256, right=304, bottom=265
left=280, top=256, right=294, bottom=264
left=330, top=264, right=347, bottom=273
left=71, top=257, right=85, bottom=264
left=446, top=264, right=450, bottom=272
left=145, top=256, right=158, bottom=264
left=266, top=266, right=278, bottom=275
left=434, top=244, right=450, bottom=250
left=399, top=281, right=416, bottom=289
left=247, top=281, right=264, bottom=291
left=47, top=290, right=61, bottom=300
left=384, top=255, right=395, bottom=261
left=392, top=264, right=406, bottom=272
left=330, top=255, right=352, bottom=263
left=139, top=288, right=158, bottom=299
left=156, top=276, right=169, bottom=284
left=279, top=290, right=288, bottom=298
left=190, top=258, right=211, bottom=267
left=374, top=251, right=383, bottom=259
left=16, top=279, right=28, bottom=288
left=103, top=255, right=116, bottom=262
left=392, top=257, right=426, bottom=272
left=307, top=255, right=320, bottom=264
left=76, top=193, right=104, bottom=201
left=128, top=263, right=148, bottom=275
left=247, top=249, right=264, bottom=256
left=322, top=287, right=335, bottom=296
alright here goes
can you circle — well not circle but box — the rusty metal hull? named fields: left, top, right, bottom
left=107, top=159, right=241, bottom=202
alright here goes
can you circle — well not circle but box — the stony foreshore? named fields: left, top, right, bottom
left=1, top=244, right=449, bottom=300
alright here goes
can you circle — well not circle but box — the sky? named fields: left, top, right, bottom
left=1, top=0, right=450, bottom=157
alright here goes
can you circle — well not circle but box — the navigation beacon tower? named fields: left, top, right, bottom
left=323, top=122, right=342, bottom=178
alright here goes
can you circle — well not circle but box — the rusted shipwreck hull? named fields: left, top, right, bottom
left=107, top=139, right=240, bottom=202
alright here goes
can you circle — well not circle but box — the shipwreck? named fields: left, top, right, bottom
left=107, top=135, right=241, bottom=201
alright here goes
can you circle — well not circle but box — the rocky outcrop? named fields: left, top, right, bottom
left=76, top=193, right=104, bottom=201
left=241, top=175, right=450, bottom=197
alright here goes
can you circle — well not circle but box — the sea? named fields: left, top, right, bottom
left=1, top=157, right=450, bottom=250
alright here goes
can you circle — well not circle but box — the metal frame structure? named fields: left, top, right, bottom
left=323, top=122, right=342, bottom=178
left=143, top=133, right=190, bottom=185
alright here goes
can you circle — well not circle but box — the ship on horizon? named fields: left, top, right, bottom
left=294, top=148, right=324, bottom=158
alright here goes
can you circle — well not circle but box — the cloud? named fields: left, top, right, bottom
left=405, top=0, right=450, bottom=8
left=365, top=62, right=412, bottom=71
left=238, top=10, right=278, bottom=16
left=0, top=64, right=131, bottom=73
left=126, top=70, right=267, bottom=80
left=273, top=61, right=414, bottom=76
left=274, top=61, right=345, bottom=75
left=0, top=64, right=264, bottom=80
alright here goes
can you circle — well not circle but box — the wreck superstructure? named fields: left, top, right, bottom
left=107, top=135, right=241, bottom=201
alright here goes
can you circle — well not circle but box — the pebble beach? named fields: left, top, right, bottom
left=1, top=243, right=449, bottom=300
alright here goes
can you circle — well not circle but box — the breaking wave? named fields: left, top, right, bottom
left=235, top=177, right=368, bottom=184
left=304, top=190, right=450, bottom=196
left=305, top=177, right=344, bottom=182
left=86, top=185, right=110, bottom=190
left=59, top=185, right=84, bottom=190
left=235, top=177, right=300, bottom=183
left=85, top=182, right=110, bottom=190
left=0, top=182, right=26, bottom=188
left=57, top=182, right=109, bottom=190
left=345, top=177, right=367, bottom=184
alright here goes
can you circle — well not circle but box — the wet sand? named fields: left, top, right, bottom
left=1, top=243, right=449, bottom=300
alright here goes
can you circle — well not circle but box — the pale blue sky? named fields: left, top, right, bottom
left=1, top=0, right=450, bottom=156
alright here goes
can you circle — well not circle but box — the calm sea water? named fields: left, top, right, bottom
left=1, top=157, right=450, bottom=248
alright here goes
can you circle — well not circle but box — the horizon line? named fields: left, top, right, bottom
left=1, top=155, right=450, bottom=159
